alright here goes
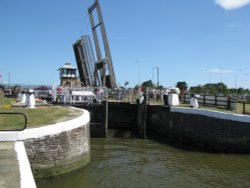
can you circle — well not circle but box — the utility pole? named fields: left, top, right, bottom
left=220, top=67, right=223, bottom=83
left=235, top=69, right=242, bottom=89
left=137, top=60, right=140, bottom=86
left=152, top=67, right=154, bottom=84
left=152, top=66, right=159, bottom=87
left=156, top=66, right=159, bottom=87
left=8, top=72, right=10, bottom=86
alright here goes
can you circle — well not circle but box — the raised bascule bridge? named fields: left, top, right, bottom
left=73, top=0, right=117, bottom=89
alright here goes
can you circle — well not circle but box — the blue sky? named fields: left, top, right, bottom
left=0, top=0, right=250, bottom=88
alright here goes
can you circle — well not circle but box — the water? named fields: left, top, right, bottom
left=37, top=136, right=250, bottom=188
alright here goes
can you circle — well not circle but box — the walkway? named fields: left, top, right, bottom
left=0, top=141, right=36, bottom=188
left=0, top=142, right=20, bottom=188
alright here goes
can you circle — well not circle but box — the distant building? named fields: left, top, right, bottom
left=58, top=63, right=81, bottom=87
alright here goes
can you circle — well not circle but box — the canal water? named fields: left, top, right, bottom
left=37, top=134, right=250, bottom=188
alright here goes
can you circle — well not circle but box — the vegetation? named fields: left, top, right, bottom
left=190, top=82, right=229, bottom=95
left=189, top=82, right=250, bottom=96
left=176, top=81, right=188, bottom=94
left=135, top=80, right=164, bottom=90
left=0, top=97, right=71, bottom=130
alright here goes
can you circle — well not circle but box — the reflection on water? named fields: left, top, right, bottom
left=37, top=137, right=250, bottom=188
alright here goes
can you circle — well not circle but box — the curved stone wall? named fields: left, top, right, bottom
left=0, top=107, right=90, bottom=178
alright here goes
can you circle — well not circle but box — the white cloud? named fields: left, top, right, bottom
left=227, top=24, right=249, bottom=28
left=215, top=0, right=250, bottom=10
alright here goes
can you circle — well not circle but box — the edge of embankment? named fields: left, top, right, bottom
left=0, top=107, right=91, bottom=183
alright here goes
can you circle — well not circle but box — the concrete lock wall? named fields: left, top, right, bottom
left=108, top=102, right=137, bottom=130
left=0, top=107, right=90, bottom=179
left=148, top=106, right=250, bottom=153
left=75, top=102, right=138, bottom=137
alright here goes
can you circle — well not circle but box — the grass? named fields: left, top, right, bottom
left=179, top=103, right=250, bottom=115
left=0, top=97, right=72, bottom=130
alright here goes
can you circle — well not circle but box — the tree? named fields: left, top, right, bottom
left=216, top=82, right=228, bottom=94
left=142, top=80, right=154, bottom=90
left=190, top=85, right=203, bottom=94
left=176, top=81, right=188, bottom=94
left=190, top=82, right=230, bottom=95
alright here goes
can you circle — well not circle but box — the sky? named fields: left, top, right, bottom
left=0, top=0, right=250, bottom=89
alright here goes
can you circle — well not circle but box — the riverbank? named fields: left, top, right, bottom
left=0, top=107, right=90, bottom=180
left=1, top=100, right=250, bottom=186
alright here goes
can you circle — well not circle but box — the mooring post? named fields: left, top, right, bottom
left=137, top=99, right=147, bottom=139
left=102, top=100, right=108, bottom=137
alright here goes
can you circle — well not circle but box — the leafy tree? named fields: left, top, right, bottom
left=203, top=83, right=217, bottom=95
left=237, top=87, right=245, bottom=94
left=142, top=80, right=154, bottom=90
left=190, top=82, right=229, bottom=95
left=176, top=81, right=188, bottom=94
left=142, top=80, right=154, bottom=87
left=216, top=82, right=228, bottom=94
left=134, top=80, right=164, bottom=91
left=134, top=84, right=139, bottom=90
left=156, top=85, right=164, bottom=90
left=190, top=85, right=203, bottom=94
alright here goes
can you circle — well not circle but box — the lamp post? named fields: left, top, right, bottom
left=208, top=71, right=211, bottom=83
left=220, top=67, right=223, bottom=83
left=136, top=60, right=140, bottom=98
left=156, top=66, right=159, bottom=87
left=206, top=69, right=212, bottom=83
left=152, top=67, right=154, bottom=84
left=245, top=73, right=250, bottom=89
left=136, top=60, right=140, bottom=86
left=235, top=69, right=242, bottom=89
left=8, top=72, right=10, bottom=86
left=153, top=66, right=160, bottom=87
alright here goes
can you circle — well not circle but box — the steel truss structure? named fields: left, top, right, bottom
left=88, top=0, right=117, bottom=88
left=73, top=36, right=100, bottom=87
left=73, top=0, right=117, bottom=88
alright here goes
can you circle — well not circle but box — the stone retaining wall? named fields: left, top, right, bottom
left=0, top=107, right=90, bottom=179
left=148, top=106, right=250, bottom=153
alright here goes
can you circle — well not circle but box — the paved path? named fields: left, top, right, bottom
left=0, top=142, right=20, bottom=188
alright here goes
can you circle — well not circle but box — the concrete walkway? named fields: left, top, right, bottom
left=0, top=142, right=20, bottom=188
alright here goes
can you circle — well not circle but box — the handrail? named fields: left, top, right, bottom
left=180, top=94, right=250, bottom=114
left=0, top=112, right=27, bottom=131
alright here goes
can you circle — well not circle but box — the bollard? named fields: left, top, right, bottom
left=26, top=89, right=36, bottom=109
left=20, top=91, right=27, bottom=103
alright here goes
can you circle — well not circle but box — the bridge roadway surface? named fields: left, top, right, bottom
left=0, top=142, right=20, bottom=188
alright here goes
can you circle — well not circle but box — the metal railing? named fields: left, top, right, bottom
left=180, top=94, right=250, bottom=114
left=0, top=112, right=27, bottom=131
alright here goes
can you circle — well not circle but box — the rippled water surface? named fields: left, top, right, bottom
left=37, top=137, right=250, bottom=188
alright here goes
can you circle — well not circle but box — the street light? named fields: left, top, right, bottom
left=152, top=67, right=154, bottom=84
left=8, top=72, right=10, bottom=86
left=156, top=66, right=160, bottom=87
left=245, top=73, right=250, bottom=89
left=235, top=69, right=242, bottom=89
left=220, top=67, right=222, bottom=83
left=206, top=69, right=212, bottom=83
left=136, top=60, right=140, bottom=86
left=136, top=60, right=141, bottom=99
left=152, top=66, right=160, bottom=87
